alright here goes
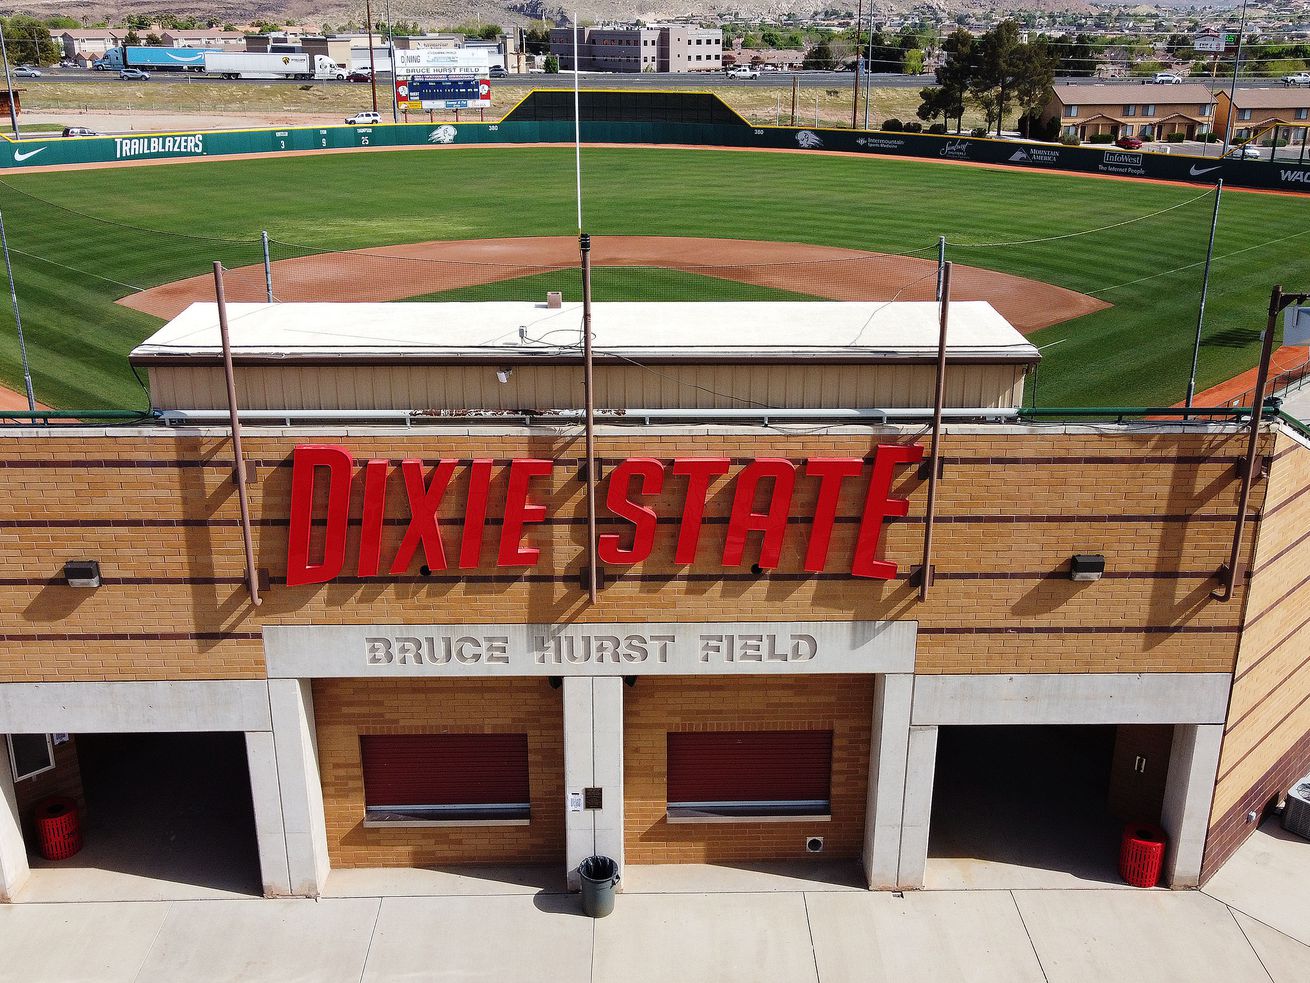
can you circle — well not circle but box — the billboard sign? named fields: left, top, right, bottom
left=1194, top=34, right=1225, bottom=54
left=392, top=47, right=491, bottom=78
left=396, top=76, right=491, bottom=111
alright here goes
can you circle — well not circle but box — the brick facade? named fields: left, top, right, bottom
left=623, top=675, right=872, bottom=863
left=313, top=678, right=565, bottom=867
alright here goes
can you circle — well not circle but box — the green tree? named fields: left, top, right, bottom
left=971, top=20, right=1023, bottom=137
left=916, top=84, right=956, bottom=127
left=922, top=27, right=975, bottom=133
left=0, top=15, right=62, bottom=65
left=124, top=30, right=141, bottom=47
left=903, top=49, right=925, bottom=74
left=804, top=38, right=837, bottom=71
left=144, top=33, right=163, bottom=47
left=1012, top=37, right=1057, bottom=137
left=43, top=16, right=81, bottom=30
left=544, top=53, right=559, bottom=74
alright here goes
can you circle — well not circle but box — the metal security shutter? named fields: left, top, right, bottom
left=667, top=730, right=832, bottom=809
left=361, top=734, right=529, bottom=809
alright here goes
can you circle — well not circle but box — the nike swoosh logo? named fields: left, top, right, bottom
left=13, top=147, right=46, bottom=163
left=1190, top=164, right=1221, bottom=176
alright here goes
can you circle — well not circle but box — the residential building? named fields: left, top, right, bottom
left=1045, top=82, right=1217, bottom=142
left=550, top=25, right=723, bottom=73
left=158, top=30, right=246, bottom=48
left=56, top=29, right=122, bottom=61
left=1215, top=87, right=1310, bottom=145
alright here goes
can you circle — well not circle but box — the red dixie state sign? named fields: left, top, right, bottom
left=285, top=444, right=924, bottom=587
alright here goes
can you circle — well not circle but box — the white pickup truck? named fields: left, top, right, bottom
left=726, top=66, right=760, bottom=79
left=1283, top=72, right=1310, bottom=86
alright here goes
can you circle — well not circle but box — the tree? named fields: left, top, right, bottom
left=544, top=53, right=559, bottom=74
left=144, top=33, right=163, bottom=47
left=916, top=85, right=957, bottom=127
left=804, top=38, right=838, bottom=71
left=124, top=30, right=141, bottom=47
left=921, top=27, right=975, bottom=134
left=0, top=15, right=62, bottom=65
left=972, top=21, right=1022, bottom=137
left=903, top=49, right=925, bottom=74
left=1012, top=37, right=1057, bottom=138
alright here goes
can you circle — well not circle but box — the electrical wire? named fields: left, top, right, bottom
left=6, top=246, right=145, bottom=292
left=948, top=189, right=1213, bottom=248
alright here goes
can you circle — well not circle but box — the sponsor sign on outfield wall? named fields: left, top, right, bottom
left=4, top=115, right=1305, bottom=194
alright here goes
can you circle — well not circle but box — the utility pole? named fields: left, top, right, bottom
left=364, top=0, right=379, bottom=113
left=1222, top=0, right=1249, bottom=157
left=851, top=0, right=864, bottom=128
left=386, top=0, right=398, bottom=123
left=791, top=75, right=798, bottom=126
left=0, top=210, right=35, bottom=411
left=0, top=31, right=19, bottom=140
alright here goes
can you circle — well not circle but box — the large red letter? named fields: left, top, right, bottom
left=598, top=458, right=665, bottom=564
left=355, top=459, right=389, bottom=577
left=851, top=444, right=924, bottom=580
left=459, top=459, right=493, bottom=569
left=286, top=444, right=353, bottom=587
left=388, top=459, right=457, bottom=574
left=803, top=458, right=864, bottom=573
left=672, top=458, right=730, bottom=564
left=722, top=458, right=797, bottom=569
left=499, top=459, right=554, bottom=566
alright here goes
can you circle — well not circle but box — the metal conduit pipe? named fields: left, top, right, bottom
left=155, top=407, right=1024, bottom=425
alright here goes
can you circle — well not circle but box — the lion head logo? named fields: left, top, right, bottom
left=428, top=125, right=458, bottom=145
left=795, top=130, right=823, bottom=149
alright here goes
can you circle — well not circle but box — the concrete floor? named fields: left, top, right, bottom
left=0, top=819, right=1304, bottom=982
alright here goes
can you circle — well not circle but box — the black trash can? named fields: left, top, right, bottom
left=579, top=855, right=620, bottom=918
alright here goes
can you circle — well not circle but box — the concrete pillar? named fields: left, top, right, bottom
left=268, top=679, right=330, bottom=897
left=244, top=730, right=292, bottom=897
left=563, top=677, right=624, bottom=891
left=1160, top=723, right=1223, bottom=888
left=0, top=741, right=30, bottom=901
left=863, top=673, right=913, bottom=889
left=896, top=725, right=939, bottom=889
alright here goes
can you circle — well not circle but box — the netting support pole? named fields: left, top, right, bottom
left=261, top=231, right=273, bottom=303
left=1185, top=180, right=1223, bottom=412
left=580, top=232, right=598, bottom=605
left=935, top=235, right=946, bottom=301
left=0, top=210, right=34, bottom=412
left=919, top=261, right=952, bottom=603
left=851, top=0, right=863, bottom=128
left=0, top=32, right=18, bottom=140
left=213, top=262, right=262, bottom=609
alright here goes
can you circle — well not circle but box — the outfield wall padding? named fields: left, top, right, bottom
left=4, top=117, right=1308, bottom=194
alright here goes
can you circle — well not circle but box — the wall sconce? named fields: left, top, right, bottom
left=1070, top=554, right=1105, bottom=582
left=496, top=367, right=513, bottom=384
left=63, top=560, right=101, bottom=588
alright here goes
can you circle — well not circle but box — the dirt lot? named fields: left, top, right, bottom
left=21, top=80, right=968, bottom=131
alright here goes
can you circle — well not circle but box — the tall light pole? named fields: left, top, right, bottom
left=851, top=0, right=863, bottom=128
left=364, top=0, right=379, bottom=113
left=0, top=30, right=19, bottom=140
left=385, top=0, right=398, bottom=123
left=1221, top=0, right=1249, bottom=157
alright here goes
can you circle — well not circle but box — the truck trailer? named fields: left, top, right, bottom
left=202, top=51, right=346, bottom=80
left=94, top=47, right=208, bottom=72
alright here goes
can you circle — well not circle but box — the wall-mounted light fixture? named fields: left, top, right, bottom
left=496, top=367, right=513, bottom=384
left=63, top=560, right=101, bottom=588
left=1070, top=554, right=1105, bottom=582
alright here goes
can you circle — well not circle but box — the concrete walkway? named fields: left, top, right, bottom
left=1, top=821, right=1305, bottom=982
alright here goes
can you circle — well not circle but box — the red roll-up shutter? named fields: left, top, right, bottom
left=361, top=734, right=530, bottom=807
left=666, top=730, right=832, bottom=804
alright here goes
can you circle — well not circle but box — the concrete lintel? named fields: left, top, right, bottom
left=0, top=680, right=272, bottom=733
left=1161, top=723, right=1223, bottom=888
left=911, top=674, right=1231, bottom=727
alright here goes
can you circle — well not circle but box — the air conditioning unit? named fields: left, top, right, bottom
left=1283, top=774, right=1310, bottom=840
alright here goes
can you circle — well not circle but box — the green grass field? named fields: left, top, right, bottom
left=0, top=145, right=1306, bottom=410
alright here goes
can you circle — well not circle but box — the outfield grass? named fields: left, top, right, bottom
left=0, top=145, right=1305, bottom=410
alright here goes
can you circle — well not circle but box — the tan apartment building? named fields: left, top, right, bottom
left=1045, top=83, right=1216, bottom=141
left=551, top=25, right=723, bottom=73
left=1215, top=88, right=1310, bottom=146
left=56, top=29, right=122, bottom=61
left=1, top=300, right=1308, bottom=904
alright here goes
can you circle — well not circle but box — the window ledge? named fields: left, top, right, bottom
left=666, top=810, right=831, bottom=825
left=363, top=817, right=531, bottom=829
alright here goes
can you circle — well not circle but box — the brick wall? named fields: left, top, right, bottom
left=0, top=426, right=1264, bottom=683
left=1204, top=430, right=1310, bottom=879
left=312, top=677, right=565, bottom=867
left=623, top=674, right=873, bottom=863
left=11, top=736, right=85, bottom=838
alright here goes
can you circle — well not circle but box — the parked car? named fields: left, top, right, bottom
left=345, top=70, right=372, bottom=82
left=726, top=66, right=760, bottom=79
left=62, top=126, right=98, bottom=137
left=13, top=66, right=41, bottom=78
left=1234, top=144, right=1261, bottom=159
left=345, top=111, right=381, bottom=125
left=119, top=68, right=150, bottom=80
left=1115, top=135, right=1143, bottom=150
left=1152, top=72, right=1183, bottom=84
left=489, top=65, right=508, bottom=78
left=58, top=60, right=76, bottom=69
left=1283, top=72, right=1310, bottom=87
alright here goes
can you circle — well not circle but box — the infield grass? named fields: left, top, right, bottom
left=0, top=145, right=1305, bottom=410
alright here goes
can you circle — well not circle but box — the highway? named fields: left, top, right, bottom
left=13, top=68, right=1298, bottom=90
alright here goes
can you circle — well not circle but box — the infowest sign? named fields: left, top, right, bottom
left=284, top=444, right=924, bottom=585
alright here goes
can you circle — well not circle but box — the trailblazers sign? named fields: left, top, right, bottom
left=284, top=444, right=924, bottom=586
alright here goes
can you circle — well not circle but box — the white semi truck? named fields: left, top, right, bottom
left=203, top=51, right=345, bottom=80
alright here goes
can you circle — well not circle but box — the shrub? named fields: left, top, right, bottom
left=1088, top=133, right=1114, bottom=144
left=970, top=126, right=987, bottom=137
left=902, top=120, right=923, bottom=133
left=1060, top=134, right=1081, bottom=146
left=927, top=122, right=946, bottom=134
left=1165, top=132, right=1186, bottom=142
left=881, top=118, right=904, bottom=131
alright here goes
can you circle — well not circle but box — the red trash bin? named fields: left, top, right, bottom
left=1119, top=823, right=1166, bottom=888
left=34, top=796, right=82, bottom=861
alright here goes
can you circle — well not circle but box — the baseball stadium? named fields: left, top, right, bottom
left=1, top=89, right=1309, bottom=914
